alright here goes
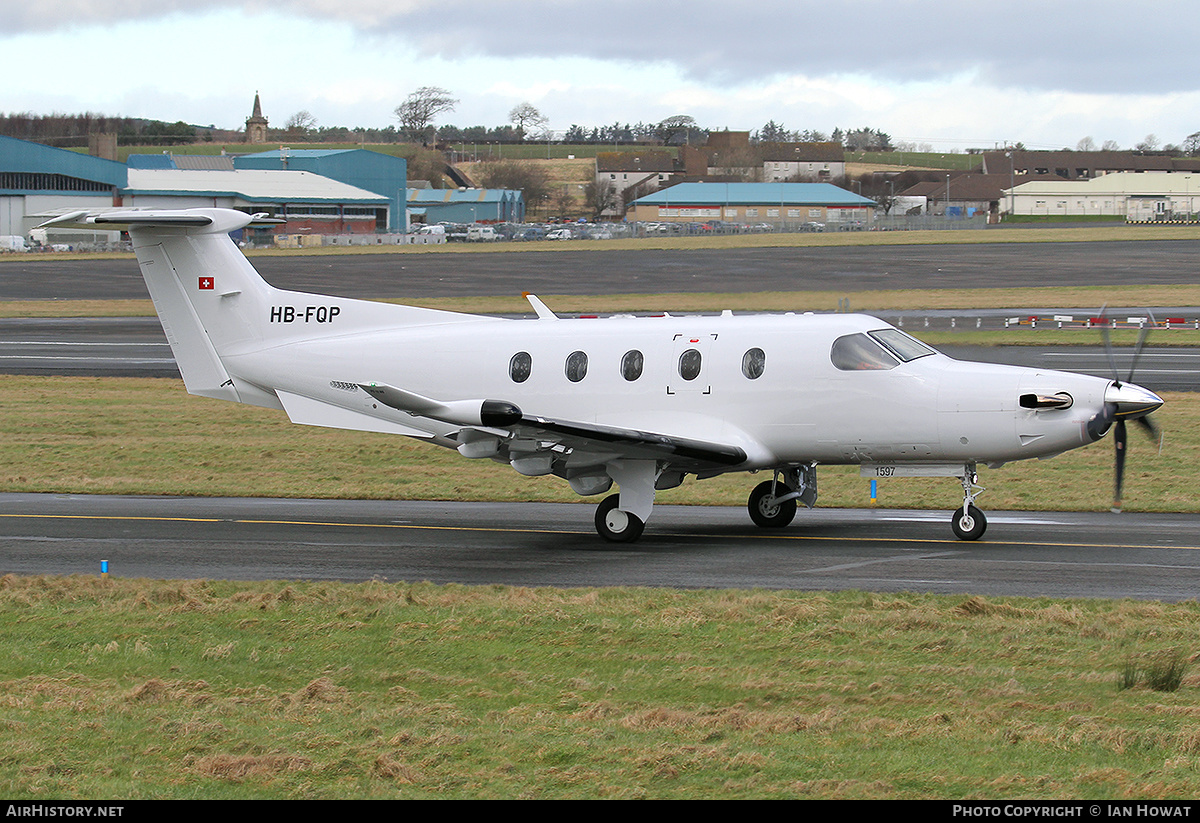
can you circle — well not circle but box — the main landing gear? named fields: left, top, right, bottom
left=595, top=494, right=645, bottom=543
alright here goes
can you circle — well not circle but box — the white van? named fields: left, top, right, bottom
left=466, top=226, right=499, bottom=242
left=0, top=235, right=28, bottom=252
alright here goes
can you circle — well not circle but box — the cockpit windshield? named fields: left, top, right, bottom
left=831, top=333, right=899, bottom=371
left=868, top=329, right=938, bottom=362
left=831, top=329, right=939, bottom=371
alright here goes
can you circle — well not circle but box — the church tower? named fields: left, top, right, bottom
left=245, top=92, right=268, bottom=144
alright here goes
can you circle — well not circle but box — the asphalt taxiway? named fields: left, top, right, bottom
left=1, top=494, right=1197, bottom=601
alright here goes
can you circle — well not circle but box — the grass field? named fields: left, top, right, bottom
left=2, top=577, right=1199, bottom=799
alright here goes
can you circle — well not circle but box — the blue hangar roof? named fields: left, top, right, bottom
left=0, top=135, right=127, bottom=193
left=631, top=182, right=874, bottom=207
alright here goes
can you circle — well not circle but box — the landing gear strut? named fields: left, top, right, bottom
left=593, top=459, right=656, bottom=543
left=951, top=464, right=987, bottom=540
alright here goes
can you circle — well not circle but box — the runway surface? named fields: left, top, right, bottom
left=1, top=494, right=1197, bottom=601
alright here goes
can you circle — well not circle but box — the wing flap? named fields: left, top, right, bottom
left=513, top=414, right=748, bottom=470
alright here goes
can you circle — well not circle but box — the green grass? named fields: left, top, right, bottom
left=1, top=577, right=1198, bottom=799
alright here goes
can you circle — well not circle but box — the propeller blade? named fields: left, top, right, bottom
left=1126, top=310, right=1155, bottom=384
left=1098, top=305, right=1120, bottom=386
left=1135, top=414, right=1158, bottom=439
left=1112, top=418, right=1127, bottom=513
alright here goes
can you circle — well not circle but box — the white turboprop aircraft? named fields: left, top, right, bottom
left=41, top=208, right=1163, bottom=542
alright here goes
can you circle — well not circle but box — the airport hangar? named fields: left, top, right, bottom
left=0, top=136, right=405, bottom=240
left=626, top=181, right=877, bottom=226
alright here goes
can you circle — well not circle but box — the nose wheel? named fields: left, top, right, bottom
left=951, top=464, right=987, bottom=540
left=748, top=479, right=798, bottom=528
left=951, top=504, right=987, bottom=540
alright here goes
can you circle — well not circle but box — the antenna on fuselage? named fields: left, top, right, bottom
left=523, top=292, right=559, bottom=321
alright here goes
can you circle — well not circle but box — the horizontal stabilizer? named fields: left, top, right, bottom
left=37, top=208, right=283, bottom=234
left=277, top=390, right=433, bottom=437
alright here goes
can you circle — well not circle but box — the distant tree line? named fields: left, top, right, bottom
left=753, top=121, right=894, bottom=151
left=0, top=113, right=197, bottom=147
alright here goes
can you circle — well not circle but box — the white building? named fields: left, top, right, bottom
left=1003, top=172, right=1200, bottom=221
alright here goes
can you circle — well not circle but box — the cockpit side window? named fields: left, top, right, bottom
left=831, top=333, right=899, bottom=371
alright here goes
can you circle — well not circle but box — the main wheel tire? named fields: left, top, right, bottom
left=951, top=504, right=987, bottom=540
left=748, top=480, right=798, bottom=528
left=595, top=493, right=645, bottom=543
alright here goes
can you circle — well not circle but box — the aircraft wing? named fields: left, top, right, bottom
left=508, top=414, right=748, bottom=470
left=357, top=381, right=748, bottom=473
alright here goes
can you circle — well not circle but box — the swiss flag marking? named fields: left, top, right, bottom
left=198, top=277, right=214, bottom=290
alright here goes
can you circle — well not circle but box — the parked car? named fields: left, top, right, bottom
left=514, top=227, right=545, bottom=241
left=545, top=228, right=573, bottom=241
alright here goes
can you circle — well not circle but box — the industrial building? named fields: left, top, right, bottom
left=406, top=187, right=525, bottom=225
left=231, top=148, right=408, bottom=231
left=627, top=182, right=875, bottom=225
left=122, top=167, right=391, bottom=235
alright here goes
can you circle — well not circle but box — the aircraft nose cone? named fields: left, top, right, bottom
left=1105, top=381, right=1163, bottom=420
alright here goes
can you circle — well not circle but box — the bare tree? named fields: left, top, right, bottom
left=1136, top=134, right=1160, bottom=152
left=1183, top=131, right=1200, bottom=156
left=583, top=178, right=620, bottom=218
left=508, top=102, right=547, bottom=139
left=1076, top=136, right=1096, bottom=152
left=285, top=110, right=318, bottom=135
left=1101, top=139, right=1121, bottom=151
left=394, top=86, right=458, bottom=143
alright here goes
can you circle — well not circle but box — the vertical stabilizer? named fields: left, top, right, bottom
left=125, top=210, right=278, bottom=403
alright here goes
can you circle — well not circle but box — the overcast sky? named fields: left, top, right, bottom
left=4, top=0, right=1199, bottom=151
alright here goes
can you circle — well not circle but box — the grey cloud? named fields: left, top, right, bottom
left=6, top=0, right=1197, bottom=95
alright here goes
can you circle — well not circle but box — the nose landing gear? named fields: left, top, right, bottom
left=951, top=465, right=987, bottom=540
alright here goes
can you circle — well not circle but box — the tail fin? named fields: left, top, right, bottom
left=43, top=209, right=280, bottom=403
left=40, top=207, right=494, bottom=408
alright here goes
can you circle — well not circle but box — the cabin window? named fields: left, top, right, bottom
left=621, top=350, right=644, bottom=381
left=830, top=333, right=898, bottom=371
left=678, top=349, right=702, bottom=381
left=742, top=348, right=765, bottom=379
left=565, top=350, right=588, bottom=382
left=509, top=351, right=532, bottom=383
